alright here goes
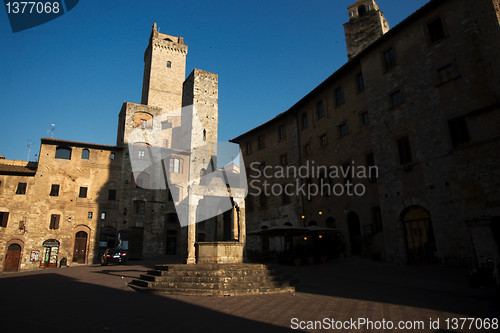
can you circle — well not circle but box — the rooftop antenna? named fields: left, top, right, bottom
left=47, top=123, right=56, bottom=139
left=27, top=141, right=32, bottom=161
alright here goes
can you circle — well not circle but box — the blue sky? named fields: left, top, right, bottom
left=0, top=0, right=429, bottom=161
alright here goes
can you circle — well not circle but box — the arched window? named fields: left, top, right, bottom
left=358, top=5, right=367, bottom=16
left=81, top=149, right=90, bottom=160
left=55, top=146, right=72, bottom=160
left=203, top=129, right=206, bottom=141
left=167, top=61, right=172, bottom=68
left=110, top=152, right=115, bottom=160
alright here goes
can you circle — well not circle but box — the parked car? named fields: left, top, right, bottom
left=101, top=248, right=127, bottom=266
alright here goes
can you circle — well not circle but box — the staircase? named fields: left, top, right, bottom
left=128, top=263, right=296, bottom=296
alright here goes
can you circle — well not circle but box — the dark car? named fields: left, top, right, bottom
left=101, top=248, right=127, bottom=266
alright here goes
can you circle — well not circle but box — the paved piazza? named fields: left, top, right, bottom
left=1, top=258, right=498, bottom=333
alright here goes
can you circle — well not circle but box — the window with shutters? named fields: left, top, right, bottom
left=169, top=157, right=181, bottom=173
left=0, top=212, right=9, bottom=228
left=50, top=184, right=60, bottom=196
left=49, top=214, right=60, bottom=230
left=16, top=182, right=27, bottom=195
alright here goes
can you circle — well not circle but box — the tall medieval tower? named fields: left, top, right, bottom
left=343, top=0, right=390, bottom=59
left=141, top=23, right=188, bottom=112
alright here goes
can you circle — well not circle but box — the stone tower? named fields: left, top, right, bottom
left=141, top=23, right=188, bottom=112
left=343, top=0, right=390, bottom=59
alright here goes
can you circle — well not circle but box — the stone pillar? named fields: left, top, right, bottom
left=232, top=205, right=239, bottom=241
left=186, top=194, right=200, bottom=264
left=237, top=202, right=246, bottom=245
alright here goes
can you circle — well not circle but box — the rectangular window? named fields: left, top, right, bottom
left=356, top=72, right=365, bottom=92
left=335, top=87, right=344, bottom=106
left=448, top=116, right=470, bottom=147
left=258, top=135, right=265, bottom=149
left=163, top=139, right=169, bottom=148
left=49, top=214, right=60, bottom=230
left=16, top=182, right=27, bottom=195
left=280, top=154, right=288, bottom=166
left=138, top=150, right=145, bottom=159
left=339, top=123, right=348, bottom=137
left=372, top=207, right=383, bottom=232
left=390, top=90, right=404, bottom=107
left=316, top=100, right=325, bottom=119
left=246, top=142, right=252, bottom=155
left=278, top=125, right=286, bottom=141
left=302, top=113, right=308, bottom=129
left=134, top=200, right=146, bottom=215
left=169, top=158, right=180, bottom=173
left=79, top=187, right=88, bottom=198
left=108, top=189, right=117, bottom=201
left=361, top=112, right=369, bottom=125
left=437, top=63, right=458, bottom=84
left=140, top=119, right=147, bottom=129
left=320, top=134, right=328, bottom=147
left=0, top=212, right=9, bottom=228
left=397, top=136, right=413, bottom=165
left=366, top=152, right=377, bottom=182
left=383, top=48, right=396, bottom=70
left=304, top=144, right=311, bottom=156
left=88, top=212, right=93, bottom=219
left=427, top=17, right=445, bottom=43
left=50, top=184, right=60, bottom=197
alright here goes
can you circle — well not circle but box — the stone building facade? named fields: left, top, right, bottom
left=232, top=0, right=500, bottom=266
left=0, top=24, right=243, bottom=272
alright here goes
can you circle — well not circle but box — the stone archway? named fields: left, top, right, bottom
left=401, top=206, right=436, bottom=264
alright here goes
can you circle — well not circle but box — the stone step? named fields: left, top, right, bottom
left=130, top=263, right=296, bottom=296
left=163, top=280, right=289, bottom=289
left=129, top=284, right=295, bottom=297
left=146, top=269, right=283, bottom=278
left=142, top=273, right=287, bottom=284
left=153, top=263, right=270, bottom=271
left=131, top=278, right=290, bottom=290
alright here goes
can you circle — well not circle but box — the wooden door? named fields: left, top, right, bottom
left=73, top=231, right=88, bottom=264
left=4, top=244, right=21, bottom=272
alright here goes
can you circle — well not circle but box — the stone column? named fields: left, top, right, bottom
left=232, top=205, right=239, bottom=241
left=186, top=194, right=200, bottom=264
left=238, top=202, right=246, bottom=245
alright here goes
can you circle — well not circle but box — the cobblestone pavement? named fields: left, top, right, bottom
left=0, top=257, right=498, bottom=333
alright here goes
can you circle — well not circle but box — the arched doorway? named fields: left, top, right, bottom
left=401, top=206, right=436, bottom=264
left=4, top=243, right=21, bottom=272
left=166, top=230, right=177, bottom=255
left=73, top=231, right=88, bottom=264
left=347, top=212, right=362, bottom=255
left=41, top=239, right=59, bottom=268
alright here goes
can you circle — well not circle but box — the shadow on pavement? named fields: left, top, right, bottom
left=0, top=273, right=295, bottom=333
left=285, top=258, right=500, bottom=318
